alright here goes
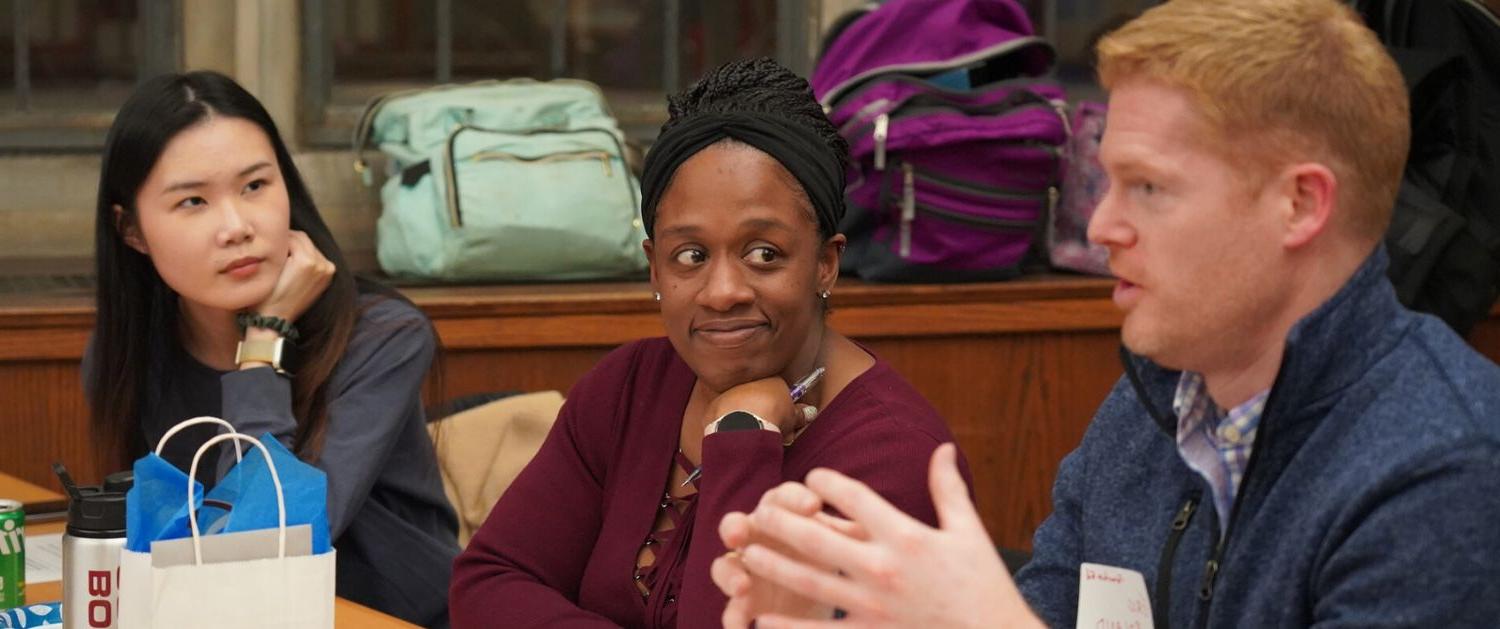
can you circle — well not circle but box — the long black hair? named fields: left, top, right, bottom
left=90, top=71, right=359, bottom=466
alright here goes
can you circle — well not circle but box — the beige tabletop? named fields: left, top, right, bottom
left=0, top=471, right=67, bottom=514
left=10, top=478, right=417, bottom=628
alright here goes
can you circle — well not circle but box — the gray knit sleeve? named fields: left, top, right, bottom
left=218, top=296, right=436, bottom=537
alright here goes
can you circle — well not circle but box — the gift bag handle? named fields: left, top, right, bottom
left=157, top=416, right=243, bottom=463
left=187, top=433, right=287, bottom=565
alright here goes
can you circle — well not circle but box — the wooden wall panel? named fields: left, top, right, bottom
left=433, top=347, right=614, bottom=401
left=860, top=332, right=1121, bottom=550
left=425, top=331, right=1123, bottom=551
left=0, top=361, right=107, bottom=492
left=2, top=282, right=1496, bottom=556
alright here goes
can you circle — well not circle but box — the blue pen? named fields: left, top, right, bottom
left=682, top=366, right=826, bottom=488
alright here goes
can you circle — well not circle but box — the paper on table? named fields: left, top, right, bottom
left=24, top=533, right=63, bottom=584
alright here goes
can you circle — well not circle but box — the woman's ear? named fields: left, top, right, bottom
left=643, top=238, right=657, bottom=289
left=114, top=204, right=149, bottom=255
left=818, top=234, right=845, bottom=293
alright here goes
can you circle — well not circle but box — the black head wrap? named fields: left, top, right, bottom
left=639, top=111, right=846, bottom=240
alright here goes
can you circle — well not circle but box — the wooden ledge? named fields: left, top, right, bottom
left=0, top=275, right=1123, bottom=359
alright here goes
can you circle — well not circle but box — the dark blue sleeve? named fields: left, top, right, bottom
left=1309, top=442, right=1500, bottom=627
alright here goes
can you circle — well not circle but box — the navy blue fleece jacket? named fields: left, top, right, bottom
left=1016, top=248, right=1500, bottom=628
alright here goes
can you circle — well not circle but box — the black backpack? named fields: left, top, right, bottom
left=1353, top=0, right=1500, bottom=335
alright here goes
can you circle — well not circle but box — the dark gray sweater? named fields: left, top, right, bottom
left=93, top=293, right=458, bottom=627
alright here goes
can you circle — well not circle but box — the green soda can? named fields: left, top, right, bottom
left=0, top=499, right=23, bottom=607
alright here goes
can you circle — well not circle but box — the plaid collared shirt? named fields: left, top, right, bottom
left=1173, top=372, right=1270, bottom=531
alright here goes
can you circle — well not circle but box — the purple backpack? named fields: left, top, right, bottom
left=812, top=0, right=1069, bottom=282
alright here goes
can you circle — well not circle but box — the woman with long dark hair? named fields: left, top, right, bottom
left=86, top=71, right=457, bottom=627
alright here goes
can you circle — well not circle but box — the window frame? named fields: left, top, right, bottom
left=0, top=0, right=182, bottom=151
left=297, top=0, right=816, bottom=149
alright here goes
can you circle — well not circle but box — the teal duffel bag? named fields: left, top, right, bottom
left=353, top=78, right=649, bottom=281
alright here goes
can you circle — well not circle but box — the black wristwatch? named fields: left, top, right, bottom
left=709, top=410, right=769, bottom=434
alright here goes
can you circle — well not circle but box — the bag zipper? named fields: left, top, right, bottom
left=831, top=74, right=1058, bottom=116
left=853, top=94, right=1055, bottom=149
left=912, top=201, right=1038, bottom=230
left=893, top=161, right=1043, bottom=259
left=443, top=125, right=635, bottom=228
left=470, top=149, right=616, bottom=177
left=352, top=77, right=619, bottom=186
left=913, top=168, right=1049, bottom=202
left=864, top=100, right=1058, bottom=172
left=831, top=74, right=1060, bottom=136
left=899, top=162, right=915, bottom=255
left=838, top=97, right=893, bottom=137
left=819, top=36, right=1054, bottom=107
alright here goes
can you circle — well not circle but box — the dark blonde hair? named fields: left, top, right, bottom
left=1098, top=0, right=1410, bottom=241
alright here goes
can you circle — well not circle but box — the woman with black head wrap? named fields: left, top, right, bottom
left=451, top=58, right=972, bottom=628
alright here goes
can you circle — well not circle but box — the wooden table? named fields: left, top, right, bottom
left=11, top=482, right=416, bottom=627
left=0, top=471, right=66, bottom=514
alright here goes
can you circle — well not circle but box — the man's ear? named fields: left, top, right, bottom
left=113, top=204, right=149, bottom=255
left=1279, top=163, right=1338, bottom=250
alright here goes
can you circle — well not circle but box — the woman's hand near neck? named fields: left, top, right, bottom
left=680, top=328, right=876, bottom=464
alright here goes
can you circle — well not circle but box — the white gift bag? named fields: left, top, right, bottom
left=118, top=427, right=335, bottom=629
left=120, top=416, right=244, bottom=629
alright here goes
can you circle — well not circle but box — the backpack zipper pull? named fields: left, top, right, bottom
left=1050, top=99, right=1073, bottom=139
left=874, top=114, right=890, bottom=171
left=900, top=162, right=915, bottom=258
left=354, top=159, right=374, bottom=187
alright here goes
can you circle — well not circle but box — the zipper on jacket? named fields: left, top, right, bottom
left=1190, top=362, right=1288, bottom=629
left=874, top=113, right=890, bottom=171
left=1155, top=494, right=1201, bottom=629
left=1118, top=346, right=1289, bottom=629
left=899, top=162, right=915, bottom=256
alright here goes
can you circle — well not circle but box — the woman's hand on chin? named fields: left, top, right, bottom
left=253, top=230, right=335, bottom=323
left=704, top=377, right=807, bottom=437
